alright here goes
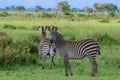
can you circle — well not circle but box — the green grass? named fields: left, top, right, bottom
left=0, top=45, right=120, bottom=80
left=0, top=15, right=120, bottom=80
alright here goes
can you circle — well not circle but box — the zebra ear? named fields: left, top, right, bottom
left=41, top=26, right=44, bottom=31
left=39, top=26, right=43, bottom=32
left=44, top=26, right=48, bottom=31
left=54, top=26, right=57, bottom=32
left=51, top=26, right=54, bottom=31
left=48, top=26, right=51, bottom=31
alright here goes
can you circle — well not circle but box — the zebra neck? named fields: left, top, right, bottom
left=55, top=40, right=66, bottom=48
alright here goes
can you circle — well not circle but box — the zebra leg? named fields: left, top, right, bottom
left=63, top=56, right=69, bottom=76
left=49, top=55, right=54, bottom=69
left=52, top=56, right=56, bottom=66
left=38, top=53, right=42, bottom=65
left=38, top=47, right=41, bottom=65
left=67, top=61, right=73, bottom=76
left=88, top=55, right=98, bottom=76
left=42, top=54, right=46, bottom=69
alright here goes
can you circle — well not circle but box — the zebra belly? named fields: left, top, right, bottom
left=68, top=51, right=87, bottom=59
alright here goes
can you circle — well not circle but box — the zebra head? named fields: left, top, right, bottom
left=39, top=26, right=48, bottom=40
left=48, top=26, right=64, bottom=43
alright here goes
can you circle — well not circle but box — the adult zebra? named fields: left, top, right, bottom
left=48, top=26, right=100, bottom=76
left=38, top=26, right=56, bottom=69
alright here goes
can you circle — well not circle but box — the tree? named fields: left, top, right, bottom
left=16, top=6, right=25, bottom=11
left=4, top=7, right=10, bottom=11
left=94, top=3, right=118, bottom=12
left=94, top=3, right=103, bottom=12
left=57, top=1, right=70, bottom=12
left=105, top=3, right=117, bottom=12
left=71, top=8, right=79, bottom=12
left=46, top=8, right=52, bottom=12
left=34, top=5, right=42, bottom=12
left=84, top=7, right=93, bottom=14
left=10, top=5, right=15, bottom=11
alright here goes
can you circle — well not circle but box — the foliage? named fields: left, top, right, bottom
left=34, top=5, right=43, bottom=12
left=0, top=31, right=39, bottom=67
left=94, top=3, right=117, bottom=12
left=84, top=7, right=93, bottom=14
left=40, top=12, right=55, bottom=18
left=0, top=11, right=9, bottom=17
left=57, top=1, right=70, bottom=12
left=64, top=11, right=74, bottom=18
left=109, top=11, right=116, bottom=17
left=88, top=33, right=119, bottom=45
left=99, top=18, right=110, bottom=23
left=3, top=24, right=16, bottom=29
left=15, top=6, right=25, bottom=11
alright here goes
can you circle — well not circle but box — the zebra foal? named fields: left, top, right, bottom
left=48, top=26, right=100, bottom=76
left=38, top=26, right=56, bottom=69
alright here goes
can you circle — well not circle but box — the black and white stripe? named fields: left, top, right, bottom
left=48, top=26, right=100, bottom=76
left=38, top=26, right=56, bottom=69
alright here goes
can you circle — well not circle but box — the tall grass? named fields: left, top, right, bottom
left=0, top=12, right=120, bottom=79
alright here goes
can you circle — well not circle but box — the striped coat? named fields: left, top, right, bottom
left=48, top=26, right=100, bottom=76
left=38, top=27, right=56, bottom=69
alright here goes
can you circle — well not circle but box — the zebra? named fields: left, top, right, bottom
left=38, top=26, right=56, bottom=69
left=48, top=26, right=100, bottom=76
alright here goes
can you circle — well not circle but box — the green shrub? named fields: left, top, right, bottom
left=0, top=31, right=13, bottom=48
left=0, top=32, right=38, bottom=67
left=31, top=26, right=40, bottom=30
left=40, top=12, right=54, bottom=18
left=117, top=20, right=120, bottom=23
left=88, top=33, right=119, bottom=45
left=3, top=24, right=16, bottom=29
left=17, top=26, right=27, bottom=30
left=25, top=13, right=34, bottom=18
left=0, top=11, right=9, bottom=17
left=99, top=19, right=110, bottom=23
left=77, top=13, right=86, bottom=17
left=64, top=11, right=74, bottom=18
left=109, top=12, right=116, bottom=17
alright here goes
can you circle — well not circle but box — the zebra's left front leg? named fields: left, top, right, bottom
left=63, top=56, right=69, bottom=76
left=49, top=55, right=55, bottom=69
left=88, top=55, right=98, bottom=76
left=42, top=54, right=46, bottom=69
left=67, top=61, right=73, bottom=76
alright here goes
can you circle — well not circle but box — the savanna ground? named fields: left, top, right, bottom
left=0, top=11, right=120, bottom=80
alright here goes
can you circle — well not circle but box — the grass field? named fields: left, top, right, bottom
left=0, top=16, right=120, bottom=80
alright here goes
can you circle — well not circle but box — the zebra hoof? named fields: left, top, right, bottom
left=49, top=67, right=52, bottom=69
left=70, top=73, right=73, bottom=76
left=91, top=74, right=95, bottom=77
left=42, top=67, right=45, bottom=69
left=66, top=74, right=68, bottom=76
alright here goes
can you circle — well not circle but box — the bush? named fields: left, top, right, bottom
left=99, top=19, right=110, bottom=23
left=117, top=20, right=120, bottom=23
left=109, top=12, right=116, bottom=17
left=0, top=32, right=39, bottom=67
left=77, top=13, right=86, bottom=17
left=0, top=11, right=9, bottom=17
left=40, top=12, right=54, bottom=18
left=88, top=33, right=119, bottom=45
left=0, top=31, right=13, bottom=48
left=25, top=13, right=34, bottom=18
left=3, top=24, right=16, bottom=29
left=17, top=26, right=26, bottom=30
left=31, top=26, right=40, bottom=30
left=64, top=11, right=74, bottom=18
left=20, top=34, right=40, bottom=54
